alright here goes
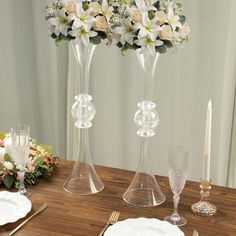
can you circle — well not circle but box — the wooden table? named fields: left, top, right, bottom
left=1, top=161, right=236, bottom=236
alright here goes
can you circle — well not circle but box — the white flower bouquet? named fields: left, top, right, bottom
left=45, top=0, right=190, bottom=52
left=111, top=0, right=190, bottom=54
left=45, top=0, right=114, bottom=46
left=0, top=132, right=60, bottom=189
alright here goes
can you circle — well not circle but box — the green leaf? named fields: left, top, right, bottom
left=34, top=156, right=45, bottom=166
left=163, top=40, right=173, bottom=48
left=3, top=175, right=15, bottom=188
left=0, top=162, right=4, bottom=171
left=82, top=1, right=89, bottom=10
left=153, top=1, right=160, bottom=9
left=4, top=153, right=13, bottom=163
left=97, top=31, right=107, bottom=39
left=179, top=15, right=186, bottom=24
left=39, top=144, right=53, bottom=154
left=156, top=45, right=167, bottom=54
left=0, top=131, right=7, bottom=140
left=90, top=35, right=101, bottom=45
left=148, top=10, right=155, bottom=20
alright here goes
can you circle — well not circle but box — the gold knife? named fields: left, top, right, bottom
left=9, top=203, right=48, bottom=236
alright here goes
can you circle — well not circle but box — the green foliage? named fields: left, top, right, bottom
left=3, top=175, right=15, bottom=188
left=0, top=162, right=4, bottom=171
left=82, top=1, right=89, bottom=10
left=153, top=1, right=160, bottom=10
left=148, top=10, right=156, bottom=20
left=4, top=154, right=13, bottom=164
left=34, top=156, right=45, bottom=166
left=98, top=31, right=107, bottom=39
left=90, top=35, right=102, bottom=45
left=179, top=15, right=186, bottom=24
left=163, top=40, right=173, bottom=48
left=156, top=45, right=167, bottom=54
left=0, top=132, right=7, bottom=140
left=39, top=144, right=53, bottom=154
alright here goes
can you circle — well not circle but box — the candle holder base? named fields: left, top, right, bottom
left=191, top=200, right=217, bottom=216
left=191, top=179, right=217, bottom=216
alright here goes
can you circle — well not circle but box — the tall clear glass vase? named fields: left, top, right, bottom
left=63, top=41, right=104, bottom=195
left=122, top=50, right=166, bottom=207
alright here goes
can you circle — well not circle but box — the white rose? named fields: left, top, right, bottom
left=4, top=137, right=14, bottom=159
left=89, top=2, right=101, bottom=16
left=155, top=11, right=167, bottom=25
left=160, top=25, right=173, bottom=40
left=4, top=161, right=14, bottom=171
left=131, top=9, right=142, bottom=23
left=179, top=23, right=190, bottom=37
left=65, top=1, right=76, bottom=14
left=94, top=16, right=108, bottom=32
left=0, top=147, right=5, bottom=162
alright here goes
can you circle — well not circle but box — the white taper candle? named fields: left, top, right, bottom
left=202, top=99, right=212, bottom=181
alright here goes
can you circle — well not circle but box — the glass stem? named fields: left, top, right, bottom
left=77, top=129, right=90, bottom=163
left=138, top=137, right=151, bottom=173
left=171, top=194, right=180, bottom=221
left=18, top=171, right=26, bottom=194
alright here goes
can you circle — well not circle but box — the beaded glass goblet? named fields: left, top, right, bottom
left=164, top=146, right=189, bottom=226
left=11, top=125, right=32, bottom=197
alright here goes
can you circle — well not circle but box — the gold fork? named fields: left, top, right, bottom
left=98, top=211, right=120, bottom=236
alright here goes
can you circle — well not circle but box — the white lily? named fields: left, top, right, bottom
left=48, top=8, right=69, bottom=36
left=113, top=18, right=135, bottom=45
left=132, top=0, right=156, bottom=14
left=69, top=3, right=96, bottom=32
left=167, top=7, right=181, bottom=31
left=100, top=0, right=114, bottom=22
left=135, top=36, right=163, bottom=55
left=134, top=14, right=161, bottom=41
left=69, top=26, right=97, bottom=46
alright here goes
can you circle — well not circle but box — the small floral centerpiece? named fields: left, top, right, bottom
left=111, top=0, right=190, bottom=54
left=0, top=132, right=60, bottom=189
left=45, top=0, right=114, bottom=46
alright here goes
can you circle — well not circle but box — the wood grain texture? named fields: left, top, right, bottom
left=1, top=160, right=236, bottom=236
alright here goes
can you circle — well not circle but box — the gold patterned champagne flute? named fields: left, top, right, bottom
left=11, top=125, right=32, bottom=197
left=164, top=146, right=189, bottom=226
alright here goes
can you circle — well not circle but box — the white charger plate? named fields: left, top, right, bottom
left=0, top=191, right=32, bottom=225
left=104, top=218, right=185, bottom=236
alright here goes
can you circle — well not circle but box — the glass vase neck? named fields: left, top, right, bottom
left=70, top=41, right=96, bottom=94
left=136, top=50, right=160, bottom=101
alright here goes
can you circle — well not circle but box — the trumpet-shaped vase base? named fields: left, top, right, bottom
left=123, top=172, right=166, bottom=207
left=63, top=162, right=104, bottom=195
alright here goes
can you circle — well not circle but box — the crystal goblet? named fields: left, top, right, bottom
left=11, top=125, right=32, bottom=197
left=164, top=146, right=189, bottom=226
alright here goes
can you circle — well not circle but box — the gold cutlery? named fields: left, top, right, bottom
left=9, top=203, right=48, bottom=236
left=98, top=211, right=120, bottom=236
left=192, top=230, right=199, bottom=236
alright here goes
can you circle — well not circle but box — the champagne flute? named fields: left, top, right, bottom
left=11, top=125, right=32, bottom=197
left=164, top=146, right=189, bottom=226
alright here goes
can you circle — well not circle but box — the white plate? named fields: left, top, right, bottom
left=0, top=191, right=32, bottom=225
left=104, top=218, right=185, bottom=236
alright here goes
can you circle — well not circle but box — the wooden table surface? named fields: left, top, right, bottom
left=1, top=160, right=236, bottom=236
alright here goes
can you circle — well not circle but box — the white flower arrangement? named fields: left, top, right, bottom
left=45, top=0, right=114, bottom=46
left=111, top=0, right=190, bottom=54
left=45, top=0, right=190, bottom=53
left=0, top=132, right=60, bottom=189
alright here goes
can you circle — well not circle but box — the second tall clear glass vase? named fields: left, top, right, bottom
left=63, top=41, right=104, bottom=195
left=123, top=50, right=166, bottom=207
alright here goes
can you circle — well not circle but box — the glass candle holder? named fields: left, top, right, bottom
left=191, top=179, right=217, bottom=216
